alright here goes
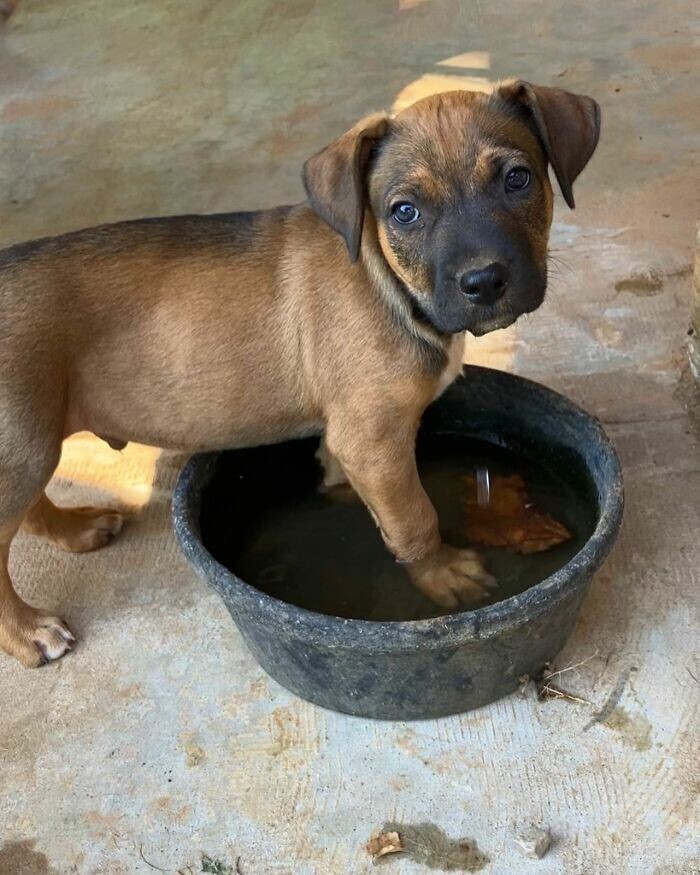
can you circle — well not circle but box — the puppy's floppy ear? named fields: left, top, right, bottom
left=497, top=80, right=600, bottom=208
left=302, top=112, right=389, bottom=262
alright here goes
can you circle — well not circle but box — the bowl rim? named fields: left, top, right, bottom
left=172, top=365, right=624, bottom=651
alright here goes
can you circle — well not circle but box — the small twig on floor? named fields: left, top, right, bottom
left=139, top=844, right=170, bottom=873
left=537, top=680, right=592, bottom=706
left=520, top=656, right=598, bottom=706
left=686, top=665, right=699, bottom=684
left=541, top=651, right=599, bottom=681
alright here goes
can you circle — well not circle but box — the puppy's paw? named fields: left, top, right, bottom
left=407, top=545, right=496, bottom=609
left=1, top=607, right=75, bottom=668
left=54, top=507, right=126, bottom=553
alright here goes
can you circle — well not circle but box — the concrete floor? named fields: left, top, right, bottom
left=1, top=1, right=699, bottom=873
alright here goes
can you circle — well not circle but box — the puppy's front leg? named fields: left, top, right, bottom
left=325, top=414, right=495, bottom=609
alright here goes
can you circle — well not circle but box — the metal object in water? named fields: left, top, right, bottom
left=476, top=465, right=490, bottom=506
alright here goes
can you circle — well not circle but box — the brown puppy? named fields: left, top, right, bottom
left=0, top=81, right=599, bottom=667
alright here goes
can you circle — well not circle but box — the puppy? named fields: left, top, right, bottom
left=0, top=80, right=599, bottom=667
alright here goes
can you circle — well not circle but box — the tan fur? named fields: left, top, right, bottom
left=0, top=82, right=599, bottom=666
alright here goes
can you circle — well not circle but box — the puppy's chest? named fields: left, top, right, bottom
left=433, top=333, right=466, bottom=400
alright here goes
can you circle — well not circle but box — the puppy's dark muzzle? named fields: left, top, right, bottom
left=459, top=262, right=509, bottom=306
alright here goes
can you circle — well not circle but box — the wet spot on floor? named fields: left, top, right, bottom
left=603, top=706, right=653, bottom=751
left=615, top=272, right=663, bottom=296
left=376, top=823, right=489, bottom=871
left=0, top=839, right=58, bottom=875
left=615, top=265, right=692, bottom=297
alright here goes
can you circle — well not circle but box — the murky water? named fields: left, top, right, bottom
left=201, top=435, right=596, bottom=622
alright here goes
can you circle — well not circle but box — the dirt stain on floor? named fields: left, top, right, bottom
left=375, top=823, right=489, bottom=871
left=184, top=742, right=206, bottom=767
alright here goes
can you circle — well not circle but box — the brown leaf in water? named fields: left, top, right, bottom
left=463, top=473, right=571, bottom=554
left=366, top=831, right=404, bottom=859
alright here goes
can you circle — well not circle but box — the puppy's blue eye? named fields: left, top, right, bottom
left=505, top=167, right=531, bottom=192
left=392, top=202, right=420, bottom=225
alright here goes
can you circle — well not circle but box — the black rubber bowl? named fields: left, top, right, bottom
left=173, top=366, right=623, bottom=720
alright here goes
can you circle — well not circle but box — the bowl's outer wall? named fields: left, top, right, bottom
left=173, top=367, right=623, bottom=720
left=226, top=588, right=588, bottom=719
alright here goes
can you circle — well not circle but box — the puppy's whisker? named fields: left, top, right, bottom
left=546, top=251, right=574, bottom=275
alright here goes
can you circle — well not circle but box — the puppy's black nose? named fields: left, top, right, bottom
left=460, top=262, right=509, bottom=305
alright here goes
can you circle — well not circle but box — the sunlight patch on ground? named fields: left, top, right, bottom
left=436, top=51, right=491, bottom=70
left=55, top=433, right=161, bottom=508
left=392, top=73, right=494, bottom=112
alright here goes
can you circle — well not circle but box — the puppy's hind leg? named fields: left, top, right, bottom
left=23, top=493, right=125, bottom=553
left=0, top=465, right=76, bottom=667
left=0, top=518, right=75, bottom=668
left=0, top=392, right=75, bottom=666
left=316, top=434, right=359, bottom=503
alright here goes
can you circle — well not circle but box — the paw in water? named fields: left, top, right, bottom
left=407, top=545, right=497, bottom=609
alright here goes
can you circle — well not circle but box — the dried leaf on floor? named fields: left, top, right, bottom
left=463, top=473, right=571, bottom=553
left=366, top=831, right=404, bottom=859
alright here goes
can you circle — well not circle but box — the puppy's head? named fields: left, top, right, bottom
left=303, top=81, right=600, bottom=336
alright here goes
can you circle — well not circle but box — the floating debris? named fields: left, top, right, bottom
left=463, top=473, right=571, bottom=553
left=475, top=465, right=491, bottom=506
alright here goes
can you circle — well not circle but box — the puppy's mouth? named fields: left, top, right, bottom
left=468, top=289, right=544, bottom=336
left=410, top=293, right=527, bottom=338
left=397, top=270, right=545, bottom=338
left=468, top=311, right=519, bottom=337
left=463, top=275, right=546, bottom=337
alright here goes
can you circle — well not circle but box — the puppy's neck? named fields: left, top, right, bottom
left=359, top=215, right=451, bottom=368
